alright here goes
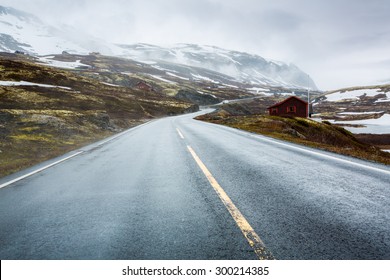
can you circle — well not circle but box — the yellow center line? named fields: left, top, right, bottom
left=176, top=128, right=185, bottom=139
left=187, top=145, right=275, bottom=260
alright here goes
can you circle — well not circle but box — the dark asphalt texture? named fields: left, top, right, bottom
left=0, top=110, right=389, bottom=259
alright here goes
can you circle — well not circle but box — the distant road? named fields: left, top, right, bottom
left=0, top=110, right=389, bottom=259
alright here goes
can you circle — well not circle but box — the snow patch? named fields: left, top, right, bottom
left=0, top=11, right=89, bottom=54
left=339, top=114, right=390, bottom=125
left=101, top=82, right=120, bottom=87
left=375, top=99, right=390, bottom=103
left=151, top=65, right=178, bottom=73
left=191, top=73, right=219, bottom=84
left=0, top=80, right=71, bottom=90
left=326, top=89, right=382, bottom=102
left=166, top=72, right=189, bottom=80
left=148, top=75, right=177, bottom=84
left=334, top=114, right=390, bottom=134
left=38, top=56, right=90, bottom=69
left=197, top=91, right=217, bottom=98
left=137, top=60, right=157, bottom=65
left=338, top=111, right=384, bottom=115
left=247, top=87, right=270, bottom=92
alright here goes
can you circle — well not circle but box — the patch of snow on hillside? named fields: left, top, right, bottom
left=151, top=65, right=178, bottom=73
left=166, top=72, right=189, bottom=80
left=38, top=57, right=90, bottom=69
left=278, top=92, right=295, bottom=96
left=374, top=92, right=390, bottom=103
left=191, top=74, right=220, bottom=84
left=220, top=84, right=239, bottom=89
left=0, top=11, right=88, bottom=54
left=338, top=111, right=384, bottom=115
left=247, top=87, right=270, bottom=91
left=334, top=114, right=390, bottom=134
left=137, top=60, right=157, bottom=65
left=148, top=75, right=177, bottom=84
left=346, top=114, right=390, bottom=125
left=217, top=52, right=242, bottom=65
left=0, top=80, right=71, bottom=90
left=326, top=89, right=382, bottom=101
left=197, top=91, right=217, bottom=98
left=101, top=82, right=119, bottom=87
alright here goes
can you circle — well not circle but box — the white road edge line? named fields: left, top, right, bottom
left=187, top=145, right=274, bottom=260
left=0, top=120, right=154, bottom=189
left=176, top=128, right=185, bottom=139
left=0, top=151, right=84, bottom=189
left=248, top=133, right=390, bottom=175
left=204, top=122, right=390, bottom=176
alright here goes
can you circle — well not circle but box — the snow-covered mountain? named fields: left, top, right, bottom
left=0, top=5, right=113, bottom=55
left=118, top=43, right=317, bottom=90
left=0, top=5, right=317, bottom=90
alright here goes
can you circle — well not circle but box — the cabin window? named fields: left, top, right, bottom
left=287, top=106, right=296, bottom=113
left=271, top=108, right=278, bottom=114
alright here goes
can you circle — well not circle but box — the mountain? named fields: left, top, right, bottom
left=0, top=5, right=317, bottom=91
left=118, top=43, right=318, bottom=90
left=0, top=5, right=113, bottom=55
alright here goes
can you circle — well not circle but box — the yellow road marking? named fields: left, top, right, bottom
left=176, top=128, right=185, bottom=139
left=187, top=145, right=274, bottom=260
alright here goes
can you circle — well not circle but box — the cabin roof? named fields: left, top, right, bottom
left=267, top=96, right=308, bottom=109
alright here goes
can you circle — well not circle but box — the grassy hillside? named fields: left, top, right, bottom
left=0, top=53, right=196, bottom=177
left=196, top=110, right=390, bottom=165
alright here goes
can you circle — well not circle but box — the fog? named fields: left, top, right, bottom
left=2, top=0, right=390, bottom=90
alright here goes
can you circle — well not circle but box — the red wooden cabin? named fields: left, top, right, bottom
left=267, top=96, right=308, bottom=118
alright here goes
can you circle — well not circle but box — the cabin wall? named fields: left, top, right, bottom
left=269, top=99, right=307, bottom=118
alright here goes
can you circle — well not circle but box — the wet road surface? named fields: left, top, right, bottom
left=1, top=110, right=389, bottom=259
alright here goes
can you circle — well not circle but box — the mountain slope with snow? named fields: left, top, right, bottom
left=0, top=6, right=85, bottom=54
left=0, top=5, right=114, bottom=55
left=118, top=43, right=317, bottom=90
left=0, top=5, right=317, bottom=91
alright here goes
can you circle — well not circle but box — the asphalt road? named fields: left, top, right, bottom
left=0, top=110, right=389, bottom=259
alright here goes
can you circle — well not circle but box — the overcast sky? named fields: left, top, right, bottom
left=2, top=0, right=390, bottom=90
